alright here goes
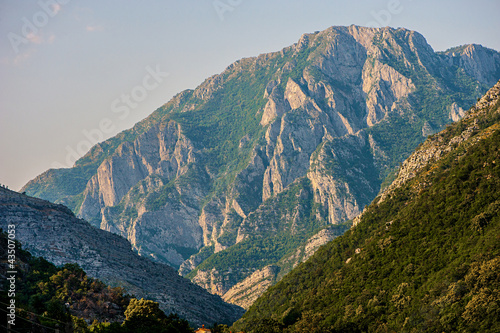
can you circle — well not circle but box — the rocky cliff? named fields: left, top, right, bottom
left=0, top=187, right=243, bottom=326
left=440, top=44, right=500, bottom=87
left=22, top=25, right=500, bottom=307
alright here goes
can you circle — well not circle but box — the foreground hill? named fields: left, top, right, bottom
left=0, top=187, right=243, bottom=326
left=22, top=25, right=500, bottom=306
left=0, top=233, right=193, bottom=332
left=234, top=81, right=500, bottom=332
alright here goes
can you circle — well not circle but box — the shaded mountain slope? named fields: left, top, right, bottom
left=234, top=81, right=500, bottom=332
left=0, top=187, right=243, bottom=326
left=0, top=232, right=130, bottom=328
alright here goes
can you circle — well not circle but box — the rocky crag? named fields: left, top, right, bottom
left=0, top=187, right=243, bottom=325
left=22, top=26, right=500, bottom=308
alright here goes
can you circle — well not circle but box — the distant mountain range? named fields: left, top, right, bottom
left=0, top=187, right=243, bottom=326
left=233, top=79, right=500, bottom=332
left=22, top=25, right=500, bottom=308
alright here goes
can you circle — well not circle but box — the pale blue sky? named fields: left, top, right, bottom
left=1, top=0, right=499, bottom=190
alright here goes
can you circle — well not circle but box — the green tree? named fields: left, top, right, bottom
left=89, top=320, right=123, bottom=333
left=253, top=318, right=284, bottom=333
left=122, top=298, right=166, bottom=332
left=122, top=298, right=191, bottom=333
left=45, top=298, right=71, bottom=322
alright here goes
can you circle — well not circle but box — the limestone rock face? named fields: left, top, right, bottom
left=260, top=81, right=289, bottom=126
left=302, top=227, right=340, bottom=261
left=307, top=133, right=379, bottom=225
left=22, top=26, right=500, bottom=308
left=0, top=187, right=243, bottom=326
left=442, top=44, right=500, bottom=87
left=449, top=102, right=466, bottom=122
left=78, top=120, right=203, bottom=267
left=223, top=266, right=280, bottom=310
left=363, top=59, right=415, bottom=126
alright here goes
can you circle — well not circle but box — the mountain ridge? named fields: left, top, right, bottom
left=21, top=25, right=500, bottom=308
left=0, top=186, right=243, bottom=326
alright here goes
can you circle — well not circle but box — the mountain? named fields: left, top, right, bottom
left=233, top=81, right=500, bottom=332
left=0, top=187, right=243, bottom=326
left=22, top=25, right=500, bottom=307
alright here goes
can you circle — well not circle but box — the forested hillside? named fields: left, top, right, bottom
left=0, top=232, right=192, bottom=332
left=234, top=81, right=500, bottom=332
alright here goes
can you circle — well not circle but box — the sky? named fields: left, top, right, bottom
left=0, top=0, right=499, bottom=191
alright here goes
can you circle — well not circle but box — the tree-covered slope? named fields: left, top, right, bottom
left=233, top=81, right=500, bottom=332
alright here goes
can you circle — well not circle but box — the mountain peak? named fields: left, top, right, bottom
left=441, top=44, right=500, bottom=86
left=22, top=26, right=500, bottom=309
